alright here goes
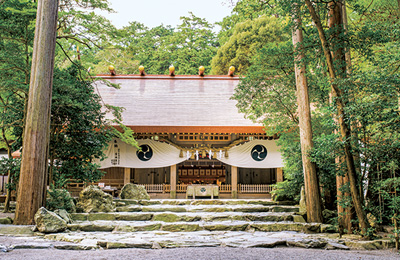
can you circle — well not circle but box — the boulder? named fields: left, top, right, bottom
left=76, top=185, right=115, bottom=213
left=54, top=209, right=72, bottom=224
left=34, top=207, right=67, bottom=233
left=120, top=184, right=150, bottom=200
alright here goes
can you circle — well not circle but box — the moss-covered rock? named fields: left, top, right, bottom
left=70, top=213, right=88, bottom=221
left=142, top=207, right=186, bottom=212
left=204, top=215, right=233, bottom=222
left=87, top=213, right=117, bottom=221
left=34, top=207, right=67, bottom=233
left=106, top=241, right=153, bottom=249
left=320, top=224, right=337, bottom=233
left=162, top=200, right=191, bottom=205
left=76, top=185, right=115, bottom=213
left=117, top=213, right=153, bottom=221
left=191, top=200, right=225, bottom=205
left=67, top=223, right=115, bottom=232
left=245, top=214, right=292, bottom=222
left=248, top=201, right=276, bottom=206
left=114, top=199, right=139, bottom=205
left=139, top=200, right=161, bottom=206
left=162, top=223, right=201, bottom=232
left=153, top=213, right=200, bottom=222
left=203, top=207, right=231, bottom=212
left=345, top=240, right=383, bottom=250
left=54, top=209, right=72, bottom=224
left=271, top=206, right=299, bottom=213
left=251, top=223, right=316, bottom=232
left=116, top=205, right=142, bottom=212
left=233, top=207, right=269, bottom=213
left=120, top=184, right=150, bottom=200
left=114, top=223, right=161, bottom=232
left=292, top=215, right=306, bottom=223
left=0, top=217, right=13, bottom=224
left=203, top=223, right=248, bottom=231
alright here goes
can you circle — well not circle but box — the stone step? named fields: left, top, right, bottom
left=46, top=230, right=343, bottom=249
left=67, top=220, right=332, bottom=233
left=71, top=212, right=299, bottom=223
left=114, top=204, right=299, bottom=213
left=114, top=199, right=297, bottom=207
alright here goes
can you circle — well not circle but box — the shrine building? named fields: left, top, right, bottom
left=89, top=67, right=284, bottom=199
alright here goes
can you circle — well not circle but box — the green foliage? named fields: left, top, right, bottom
left=229, top=0, right=400, bottom=229
left=46, top=187, right=76, bottom=213
left=81, top=13, right=219, bottom=75
left=49, top=65, right=112, bottom=187
left=212, top=15, right=288, bottom=75
left=271, top=180, right=299, bottom=202
left=0, top=157, right=20, bottom=191
left=0, top=0, right=36, bottom=151
left=217, top=0, right=282, bottom=46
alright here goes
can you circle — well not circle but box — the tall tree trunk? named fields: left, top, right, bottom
left=335, top=0, right=354, bottom=234
left=305, top=0, right=370, bottom=235
left=292, top=9, right=323, bottom=223
left=14, top=0, right=59, bottom=225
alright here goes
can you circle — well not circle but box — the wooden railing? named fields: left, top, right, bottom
left=65, top=182, right=275, bottom=196
left=139, top=184, right=164, bottom=193
left=219, top=184, right=231, bottom=193
left=177, top=184, right=187, bottom=193
left=238, top=184, right=273, bottom=193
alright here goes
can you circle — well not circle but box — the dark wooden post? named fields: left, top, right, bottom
left=14, top=0, right=59, bottom=225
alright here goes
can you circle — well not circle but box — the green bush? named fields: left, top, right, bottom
left=46, top=188, right=76, bottom=213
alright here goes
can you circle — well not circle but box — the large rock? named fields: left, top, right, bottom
left=34, top=207, right=67, bottom=233
left=120, top=184, right=150, bottom=200
left=76, top=185, right=115, bottom=213
left=54, top=209, right=72, bottom=224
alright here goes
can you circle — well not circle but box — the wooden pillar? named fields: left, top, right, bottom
left=231, top=166, right=238, bottom=199
left=124, top=168, right=131, bottom=185
left=276, top=168, right=284, bottom=183
left=170, top=164, right=177, bottom=199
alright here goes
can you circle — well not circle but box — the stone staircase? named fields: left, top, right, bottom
left=41, top=199, right=347, bottom=249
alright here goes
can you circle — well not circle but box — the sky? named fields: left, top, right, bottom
left=96, top=0, right=234, bottom=30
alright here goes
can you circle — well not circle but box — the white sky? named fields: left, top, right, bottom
left=96, top=0, right=233, bottom=30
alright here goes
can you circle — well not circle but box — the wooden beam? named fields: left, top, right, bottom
left=276, top=168, right=284, bottom=182
left=170, top=165, right=177, bottom=199
left=231, top=166, right=238, bottom=199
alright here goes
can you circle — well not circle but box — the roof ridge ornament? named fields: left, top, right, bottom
left=108, top=65, right=116, bottom=76
left=139, top=65, right=146, bottom=76
left=228, top=66, right=235, bottom=76
left=169, top=65, right=175, bottom=76
left=199, top=66, right=205, bottom=76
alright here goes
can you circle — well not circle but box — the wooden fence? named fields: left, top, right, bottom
left=238, top=184, right=273, bottom=193
left=65, top=182, right=274, bottom=196
left=138, top=184, right=273, bottom=194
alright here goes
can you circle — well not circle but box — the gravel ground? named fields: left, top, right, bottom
left=0, top=237, right=399, bottom=260
left=0, top=246, right=399, bottom=260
